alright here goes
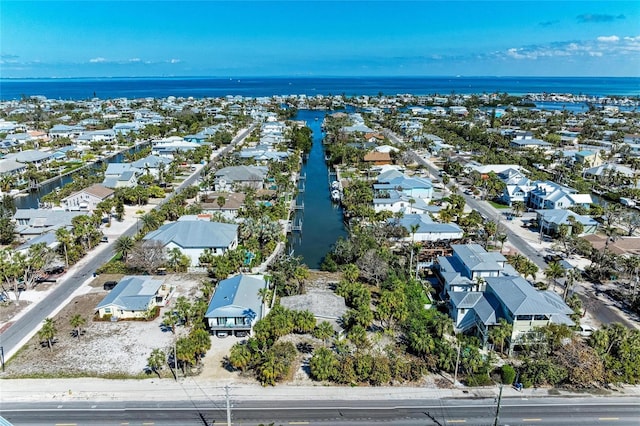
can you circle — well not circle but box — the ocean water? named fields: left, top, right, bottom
left=1, top=76, right=639, bottom=100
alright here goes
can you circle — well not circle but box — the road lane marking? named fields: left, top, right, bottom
left=523, top=419, right=541, bottom=422
left=289, top=423, right=310, bottom=425
left=599, top=418, right=619, bottom=421
left=55, top=424, right=77, bottom=426
left=447, top=421, right=466, bottom=424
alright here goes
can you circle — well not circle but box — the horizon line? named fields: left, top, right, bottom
left=2, top=75, right=640, bottom=81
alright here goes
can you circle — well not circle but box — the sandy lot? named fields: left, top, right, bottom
left=1, top=274, right=204, bottom=378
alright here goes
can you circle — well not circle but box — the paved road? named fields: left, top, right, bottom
left=391, top=132, right=635, bottom=328
left=2, top=397, right=639, bottom=425
left=0, top=124, right=256, bottom=362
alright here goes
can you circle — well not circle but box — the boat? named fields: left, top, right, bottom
left=331, top=189, right=341, bottom=202
left=331, top=180, right=341, bottom=190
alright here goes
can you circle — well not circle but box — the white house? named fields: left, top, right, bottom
left=61, top=184, right=115, bottom=211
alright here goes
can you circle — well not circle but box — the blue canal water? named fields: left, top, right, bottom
left=288, top=110, right=347, bottom=269
left=14, top=145, right=148, bottom=209
left=1, top=76, right=639, bottom=100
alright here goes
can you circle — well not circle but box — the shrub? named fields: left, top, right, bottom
left=501, top=364, right=516, bottom=385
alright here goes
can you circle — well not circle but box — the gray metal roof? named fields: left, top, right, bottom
left=485, top=276, right=574, bottom=317
left=450, top=244, right=506, bottom=272
left=214, top=165, right=268, bottom=182
left=205, top=274, right=266, bottom=319
left=143, top=220, right=238, bottom=249
left=96, top=275, right=163, bottom=311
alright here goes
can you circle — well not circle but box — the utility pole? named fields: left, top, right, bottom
left=174, top=340, right=178, bottom=381
left=225, top=385, right=232, bottom=426
left=494, top=383, right=503, bottom=426
left=453, top=340, right=461, bottom=386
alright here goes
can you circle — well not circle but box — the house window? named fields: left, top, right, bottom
left=460, top=309, right=466, bottom=314
left=105, top=308, right=111, bottom=313
left=217, top=317, right=226, bottom=326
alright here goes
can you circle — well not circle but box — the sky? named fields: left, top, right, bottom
left=1, top=0, right=639, bottom=78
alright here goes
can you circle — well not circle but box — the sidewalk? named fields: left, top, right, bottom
left=2, top=376, right=639, bottom=403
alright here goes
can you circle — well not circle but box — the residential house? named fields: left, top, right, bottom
left=0, top=158, right=26, bottom=177
left=61, top=184, right=115, bottom=211
left=537, top=209, right=598, bottom=236
left=48, top=124, right=85, bottom=140
left=205, top=274, right=267, bottom=337
left=363, top=151, right=392, bottom=166
left=200, top=192, right=246, bottom=220
left=130, top=155, right=172, bottom=179
left=392, top=214, right=464, bottom=242
left=96, top=275, right=171, bottom=320
left=13, top=209, right=87, bottom=238
left=374, top=169, right=434, bottom=201
left=435, top=244, right=519, bottom=297
left=583, top=163, right=635, bottom=182
left=151, top=137, right=200, bottom=159
left=214, top=165, right=268, bottom=192
left=373, top=190, right=436, bottom=215
left=575, top=150, right=602, bottom=168
left=510, top=138, right=552, bottom=149
left=102, top=164, right=141, bottom=189
left=527, top=181, right=592, bottom=210
left=4, top=150, right=55, bottom=169
left=143, top=218, right=238, bottom=265
left=449, top=276, right=574, bottom=347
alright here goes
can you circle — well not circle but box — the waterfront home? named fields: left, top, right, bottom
left=102, top=163, right=142, bottom=189
left=0, top=158, right=26, bottom=177
left=96, top=275, right=170, bottom=320
left=214, top=165, right=268, bottom=192
left=238, top=146, right=290, bottom=164
left=48, top=124, right=85, bottom=140
left=76, top=129, right=116, bottom=145
left=13, top=209, right=87, bottom=238
left=527, top=181, right=592, bottom=210
left=143, top=218, right=238, bottom=266
left=151, top=137, right=200, bottom=159
left=373, top=190, right=435, bottom=215
left=364, top=151, right=392, bottom=166
left=434, top=244, right=519, bottom=297
left=130, top=155, right=172, bottom=179
left=374, top=169, right=434, bottom=201
left=200, top=192, right=246, bottom=220
left=575, top=150, right=602, bottom=168
left=205, top=274, right=267, bottom=337
left=391, top=214, right=464, bottom=242
left=61, top=184, right=115, bottom=212
left=537, top=209, right=598, bottom=236
left=4, top=149, right=55, bottom=169
left=583, top=163, right=635, bottom=182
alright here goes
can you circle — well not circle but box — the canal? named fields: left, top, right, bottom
left=288, top=110, right=347, bottom=268
left=15, top=144, right=149, bottom=209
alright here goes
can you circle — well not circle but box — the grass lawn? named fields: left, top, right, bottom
left=488, top=200, right=509, bottom=209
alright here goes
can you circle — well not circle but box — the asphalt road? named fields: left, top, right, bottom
left=2, top=397, right=639, bottom=425
left=0, top=124, right=256, bottom=362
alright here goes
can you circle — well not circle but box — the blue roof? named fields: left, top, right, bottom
left=205, top=274, right=266, bottom=319
left=143, top=220, right=238, bottom=249
left=96, top=276, right=163, bottom=311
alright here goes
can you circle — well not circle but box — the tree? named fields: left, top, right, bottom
left=127, top=240, right=166, bottom=274
left=544, top=262, right=565, bottom=290
left=69, top=314, right=86, bottom=340
left=229, top=343, right=253, bottom=372
left=309, top=347, right=338, bottom=381
left=488, top=318, right=512, bottom=354
left=114, top=235, right=135, bottom=262
left=38, top=318, right=57, bottom=352
left=162, top=310, right=179, bottom=334
left=313, top=321, right=335, bottom=347
left=147, top=348, right=166, bottom=378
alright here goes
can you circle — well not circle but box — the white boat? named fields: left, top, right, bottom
left=331, top=190, right=341, bottom=202
left=331, top=180, right=341, bottom=190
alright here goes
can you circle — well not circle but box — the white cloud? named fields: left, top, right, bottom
left=89, top=57, right=106, bottom=63
left=128, top=58, right=141, bottom=63
left=597, top=35, right=620, bottom=42
left=169, top=58, right=181, bottom=64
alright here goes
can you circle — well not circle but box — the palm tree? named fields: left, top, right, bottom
left=313, top=321, right=335, bottom=347
left=496, top=233, right=508, bottom=253
left=114, top=235, right=134, bottom=262
left=545, top=261, right=565, bottom=290
left=69, top=314, right=86, bottom=340
left=147, top=348, right=166, bottom=378
left=38, top=318, right=57, bottom=352
left=229, top=343, right=252, bottom=372
left=409, top=223, right=419, bottom=275
left=488, top=318, right=512, bottom=354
